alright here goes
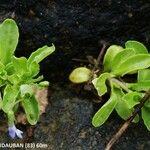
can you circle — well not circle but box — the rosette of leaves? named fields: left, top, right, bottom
left=92, top=41, right=150, bottom=131
left=0, top=19, right=55, bottom=126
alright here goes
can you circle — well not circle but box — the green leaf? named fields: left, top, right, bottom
left=27, top=75, right=43, bottom=84
left=92, top=87, right=117, bottom=127
left=39, top=81, right=49, bottom=87
left=122, top=92, right=142, bottom=109
left=138, top=69, right=150, bottom=82
left=92, top=73, right=111, bottom=96
left=28, top=61, right=40, bottom=77
left=28, top=44, right=55, bottom=64
left=112, top=54, right=150, bottom=76
left=116, top=99, right=139, bottom=123
left=7, top=74, right=20, bottom=85
left=114, top=89, right=132, bottom=120
left=103, top=45, right=124, bottom=71
left=111, top=48, right=135, bottom=71
left=125, top=40, right=148, bottom=54
left=127, top=81, right=150, bottom=92
left=142, top=106, right=150, bottom=131
left=12, top=57, right=40, bottom=80
left=0, top=19, right=19, bottom=64
left=12, top=56, right=28, bottom=76
left=0, top=62, right=7, bottom=86
left=0, top=62, right=5, bottom=71
left=22, top=95, right=39, bottom=125
left=2, top=85, right=19, bottom=112
left=144, top=99, right=150, bottom=108
left=0, top=93, right=2, bottom=109
left=5, top=62, right=14, bottom=75
left=20, top=84, right=34, bottom=97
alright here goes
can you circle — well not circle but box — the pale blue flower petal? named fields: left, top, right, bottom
left=8, top=125, right=16, bottom=139
left=16, top=129, right=23, bottom=138
left=8, top=125, right=23, bottom=139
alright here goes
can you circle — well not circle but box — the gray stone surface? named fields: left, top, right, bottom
left=33, top=84, right=150, bottom=150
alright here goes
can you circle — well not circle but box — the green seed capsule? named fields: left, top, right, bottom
left=69, top=67, right=92, bottom=83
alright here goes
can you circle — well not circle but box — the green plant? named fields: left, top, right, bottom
left=0, top=19, right=55, bottom=138
left=69, top=40, right=150, bottom=131
left=92, top=41, right=150, bottom=130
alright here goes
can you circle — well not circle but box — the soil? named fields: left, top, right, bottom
left=0, top=0, right=150, bottom=150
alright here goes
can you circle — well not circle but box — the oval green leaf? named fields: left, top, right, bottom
left=142, top=107, right=150, bottom=131
left=2, top=85, right=19, bottom=112
left=103, top=45, right=124, bottom=71
left=12, top=56, right=28, bottom=76
left=28, top=61, right=40, bottom=77
left=125, top=40, right=148, bottom=54
left=114, top=88, right=132, bottom=120
left=92, top=72, right=111, bottom=96
left=0, top=19, right=19, bottom=65
left=20, top=84, right=34, bottom=97
left=111, top=48, right=135, bottom=72
left=92, top=87, right=117, bottom=127
left=28, top=44, right=55, bottom=64
left=127, top=81, right=150, bottom=92
left=22, top=95, right=39, bottom=125
left=122, top=92, right=142, bottom=109
left=138, top=69, right=150, bottom=82
left=112, top=54, right=150, bottom=76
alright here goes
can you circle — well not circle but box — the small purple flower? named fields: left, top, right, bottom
left=8, top=125, right=23, bottom=139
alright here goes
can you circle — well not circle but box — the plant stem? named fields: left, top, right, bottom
left=105, top=88, right=150, bottom=150
left=93, top=41, right=107, bottom=72
left=96, top=42, right=107, bottom=67
left=7, top=111, right=15, bottom=126
left=110, top=78, right=131, bottom=93
left=72, top=58, right=89, bottom=63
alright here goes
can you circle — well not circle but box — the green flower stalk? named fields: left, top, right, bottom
left=7, top=111, right=23, bottom=139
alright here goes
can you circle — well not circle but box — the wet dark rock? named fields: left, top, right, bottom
left=33, top=84, right=105, bottom=150
left=0, top=0, right=150, bottom=82
left=33, top=84, right=150, bottom=150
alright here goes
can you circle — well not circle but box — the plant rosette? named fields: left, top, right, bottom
left=92, top=41, right=150, bottom=131
left=0, top=19, right=55, bottom=139
left=69, top=40, right=150, bottom=131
